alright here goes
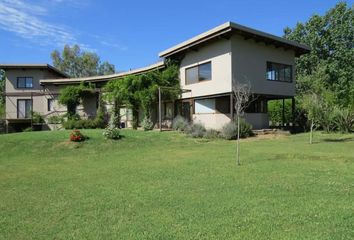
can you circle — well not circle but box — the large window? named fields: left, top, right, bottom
left=194, top=96, right=230, bottom=114
left=246, top=98, right=267, bottom=113
left=185, top=62, right=211, bottom=85
left=17, top=77, right=33, bottom=88
left=266, top=62, right=292, bottom=82
left=17, top=99, right=32, bottom=118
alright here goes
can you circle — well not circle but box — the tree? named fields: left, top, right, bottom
left=233, top=82, right=251, bottom=166
left=51, top=44, right=115, bottom=78
left=301, top=92, right=326, bottom=144
left=284, top=2, right=354, bottom=108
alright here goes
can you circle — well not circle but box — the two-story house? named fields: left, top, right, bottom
left=1, top=22, right=310, bottom=132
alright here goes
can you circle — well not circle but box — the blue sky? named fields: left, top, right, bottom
left=0, top=0, right=352, bottom=72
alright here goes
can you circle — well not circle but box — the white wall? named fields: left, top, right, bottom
left=231, top=35, right=296, bottom=96
left=180, top=39, right=232, bottom=99
left=193, top=113, right=231, bottom=130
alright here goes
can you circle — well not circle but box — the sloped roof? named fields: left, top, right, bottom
left=0, top=63, right=69, bottom=78
left=159, top=22, right=310, bottom=58
left=40, top=61, right=165, bottom=85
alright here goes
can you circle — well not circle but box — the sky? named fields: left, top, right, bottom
left=0, top=0, right=352, bottom=72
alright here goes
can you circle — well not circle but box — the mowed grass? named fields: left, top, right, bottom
left=0, top=130, right=353, bottom=239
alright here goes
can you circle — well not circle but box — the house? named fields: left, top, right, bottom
left=159, top=22, right=310, bottom=129
left=1, top=22, right=310, bottom=132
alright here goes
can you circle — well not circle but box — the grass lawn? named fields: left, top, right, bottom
left=0, top=130, right=353, bottom=239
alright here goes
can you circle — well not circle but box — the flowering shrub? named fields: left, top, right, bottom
left=69, top=130, right=85, bottom=142
left=102, top=113, right=121, bottom=140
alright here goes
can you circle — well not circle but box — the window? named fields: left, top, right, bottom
left=17, top=99, right=32, bottom=118
left=185, top=62, right=212, bottom=85
left=266, top=62, right=292, bottom=82
left=48, top=99, right=54, bottom=111
left=246, top=98, right=267, bottom=113
left=17, top=77, right=33, bottom=88
left=194, top=96, right=230, bottom=114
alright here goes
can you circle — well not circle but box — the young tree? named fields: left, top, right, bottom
left=233, top=82, right=251, bottom=166
left=301, top=92, right=325, bottom=144
left=51, top=44, right=115, bottom=77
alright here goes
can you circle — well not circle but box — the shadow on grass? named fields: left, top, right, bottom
left=323, top=137, right=354, bottom=143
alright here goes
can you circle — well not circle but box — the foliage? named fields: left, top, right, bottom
left=51, top=44, right=115, bottom=77
left=58, top=84, right=94, bottom=118
left=284, top=2, right=354, bottom=108
left=69, top=130, right=85, bottom=142
left=333, top=107, right=354, bottom=133
left=185, top=122, right=206, bottom=138
left=104, top=62, right=180, bottom=130
left=172, top=115, right=189, bottom=132
left=268, top=99, right=293, bottom=125
left=94, top=104, right=106, bottom=129
left=204, top=129, right=221, bottom=139
left=63, top=119, right=102, bottom=129
left=47, top=115, right=64, bottom=124
left=221, top=119, right=254, bottom=140
left=141, top=117, right=154, bottom=131
left=103, top=113, right=120, bottom=140
left=31, top=112, right=45, bottom=124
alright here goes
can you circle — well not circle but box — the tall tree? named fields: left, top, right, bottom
left=284, top=2, right=354, bottom=107
left=51, top=44, right=115, bottom=78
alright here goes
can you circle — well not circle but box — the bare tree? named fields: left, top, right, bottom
left=233, top=81, right=251, bottom=166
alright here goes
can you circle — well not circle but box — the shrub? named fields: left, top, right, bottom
left=69, top=130, right=85, bottom=142
left=221, top=119, right=254, bottom=140
left=141, top=117, right=154, bottom=131
left=47, top=115, right=63, bottom=124
left=204, top=129, right=221, bottom=139
left=333, top=107, right=354, bottom=133
left=32, top=112, right=45, bottom=124
left=103, top=114, right=120, bottom=140
left=63, top=119, right=103, bottom=129
left=186, top=122, right=206, bottom=138
left=172, top=115, right=189, bottom=132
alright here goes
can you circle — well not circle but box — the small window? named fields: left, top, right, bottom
left=215, top=96, right=230, bottom=114
left=266, top=62, right=292, bottom=82
left=17, top=77, right=33, bottom=88
left=194, top=96, right=230, bottom=114
left=48, top=99, right=54, bottom=111
left=185, top=62, right=212, bottom=85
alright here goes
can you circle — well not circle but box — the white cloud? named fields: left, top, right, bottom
left=0, top=0, right=77, bottom=47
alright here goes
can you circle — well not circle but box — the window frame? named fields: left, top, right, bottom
left=16, top=77, right=33, bottom=89
left=17, top=99, right=33, bottom=119
left=185, top=61, right=212, bottom=85
left=266, top=62, right=293, bottom=83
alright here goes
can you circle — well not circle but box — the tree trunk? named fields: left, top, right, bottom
left=310, top=119, right=314, bottom=144
left=236, top=116, right=240, bottom=166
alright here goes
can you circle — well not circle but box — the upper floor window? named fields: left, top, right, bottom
left=185, top=62, right=212, bottom=85
left=17, top=77, right=33, bottom=88
left=266, top=62, right=292, bottom=82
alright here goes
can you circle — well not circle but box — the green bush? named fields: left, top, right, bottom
left=186, top=123, right=206, bottom=138
left=32, top=112, right=45, bottom=124
left=204, top=129, right=221, bottom=139
left=141, top=117, right=154, bottom=131
left=172, top=115, right=189, bottom=132
left=221, top=119, right=254, bottom=140
left=47, top=115, right=63, bottom=124
left=23, top=127, right=33, bottom=132
left=62, top=119, right=98, bottom=129
left=103, top=113, right=120, bottom=140
left=333, top=107, right=354, bottom=133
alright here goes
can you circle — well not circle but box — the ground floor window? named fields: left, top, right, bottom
left=194, top=96, right=230, bottom=114
left=17, top=99, right=32, bottom=118
left=47, top=99, right=54, bottom=111
left=245, top=98, right=267, bottom=113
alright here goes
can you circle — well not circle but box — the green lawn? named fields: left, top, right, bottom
left=0, top=130, right=353, bottom=239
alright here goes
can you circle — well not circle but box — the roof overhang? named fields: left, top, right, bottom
left=0, top=64, right=70, bottom=78
left=159, top=22, right=311, bottom=58
left=40, top=61, right=165, bottom=86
